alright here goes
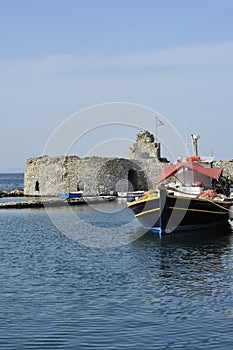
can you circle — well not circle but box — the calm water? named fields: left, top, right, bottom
left=1, top=174, right=233, bottom=349
left=0, top=173, right=24, bottom=192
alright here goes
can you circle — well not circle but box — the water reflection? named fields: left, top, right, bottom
left=131, top=225, right=233, bottom=319
left=135, top=224, right=233, bottom=251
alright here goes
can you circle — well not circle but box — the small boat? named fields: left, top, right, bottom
left=128, top=136, right=233, bottom=234
left=117, top=191, right=145, bottom=200
left=58, top=191, right=83, bottom=199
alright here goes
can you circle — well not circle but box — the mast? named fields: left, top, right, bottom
left=191, top=134, right=200, bottom=156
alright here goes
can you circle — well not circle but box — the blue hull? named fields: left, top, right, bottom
left=58, top=192, right=83, bottom=199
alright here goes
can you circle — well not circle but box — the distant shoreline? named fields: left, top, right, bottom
left=0, top=168, right=24, bottom=173
left=0, top=172, right=24, bottom=174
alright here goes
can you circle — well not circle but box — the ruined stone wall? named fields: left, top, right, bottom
left=24, top=155, right=165, bottom=197
left=138, top=158, right=166, bottom=188
left=76, top=157, right=112, bottom=196
left=76, top=157, right=151, bottom=195
left=128, top=130, right=161, bottom=160
left=24, top=156, right=81, bottom=196
left=24, top=129, right=168, bottom=197
left=214, top=159, right=233, bottom=181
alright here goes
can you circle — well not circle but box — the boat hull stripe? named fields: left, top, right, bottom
left=135, top=208, right=160, bottom=217
left=168, top=206, right=228, bottom=215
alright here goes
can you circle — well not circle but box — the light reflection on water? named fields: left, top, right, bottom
left=0, top=206, right=233, bottom=349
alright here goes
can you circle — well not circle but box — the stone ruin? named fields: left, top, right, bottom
left=214, top=159, right=233, bottom=181
left=24, top=130, right=167, bottom=197
left=128, top=130, right=161, bottom=160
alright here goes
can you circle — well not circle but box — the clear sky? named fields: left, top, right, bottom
left=0, top=0, right=233, bottom=171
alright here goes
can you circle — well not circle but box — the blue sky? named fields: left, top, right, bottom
left=0, top=0, right=233, bottom=171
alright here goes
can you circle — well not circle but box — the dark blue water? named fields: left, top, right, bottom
left=0, top=173, right=24, bottom=191
left=1, top=174, right=233, bottom=349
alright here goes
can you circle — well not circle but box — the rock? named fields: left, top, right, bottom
left=3, top=189, right=24, bottom=197
left=214, top=160, right=233, bottom=181
left=128, top=130, right=161, bottom=160
left=136, top=130, right=155, bottom=143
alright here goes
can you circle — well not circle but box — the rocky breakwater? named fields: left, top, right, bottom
left=0, top=189, right=24, bottom=197
left=0, top=198, right=69, bottom=209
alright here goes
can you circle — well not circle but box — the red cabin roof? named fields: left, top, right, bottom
left=156, top=162, right=223, bottom=184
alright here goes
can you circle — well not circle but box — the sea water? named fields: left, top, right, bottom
left=1, top=174, right=233, bottom=349
left=0, top=173, right=24, bottom=192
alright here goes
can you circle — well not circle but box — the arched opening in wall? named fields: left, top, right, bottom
left=128, top=170, right=138, bottom=191
left=35, top=181, right=39, bottom=192
left=77, top=179, right=84, bottom=191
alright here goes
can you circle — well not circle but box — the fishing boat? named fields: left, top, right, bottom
left=128, top=135, right=233, bottom=234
